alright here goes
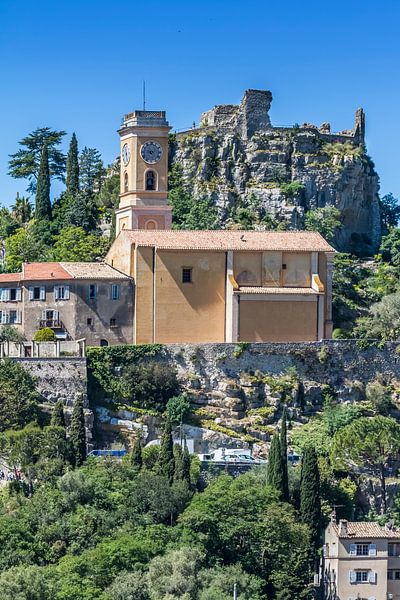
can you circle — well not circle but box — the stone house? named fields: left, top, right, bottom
left=0, top=262, right=133, bottom=346
left=324, top=518, right=400, bottom=600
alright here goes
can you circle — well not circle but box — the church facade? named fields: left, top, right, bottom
left=0, top=101, right=335, bottom=345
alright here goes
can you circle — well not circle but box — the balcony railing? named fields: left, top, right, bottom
left=40, top=319, right=63, bottom=329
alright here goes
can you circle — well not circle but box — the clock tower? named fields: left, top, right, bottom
left=115, top=109, right=172, bottom=234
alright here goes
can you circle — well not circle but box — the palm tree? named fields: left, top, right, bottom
left=11, top=193, right=33, bottom=225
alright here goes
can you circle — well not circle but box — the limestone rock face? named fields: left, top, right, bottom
left=172, top=89, right=381, bottom=254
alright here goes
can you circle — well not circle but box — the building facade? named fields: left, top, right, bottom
left=0, top=262, right=133, bottom=346
left=324, top=519, right=400, bottom=600
left=106, top=229, right=334, bottom=344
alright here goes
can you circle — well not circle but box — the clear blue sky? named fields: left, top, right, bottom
left=0, top=0, right=399, bottom=204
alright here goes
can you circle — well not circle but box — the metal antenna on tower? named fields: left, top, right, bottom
left=143, top=80, right=146, bottom=111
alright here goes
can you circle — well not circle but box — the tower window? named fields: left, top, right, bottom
left=146, top=170, right=156, bottom=191
left=124, top=172, right=129, bottom=192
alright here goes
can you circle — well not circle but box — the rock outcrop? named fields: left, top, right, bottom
left=171, top=89, right=381, bottom=254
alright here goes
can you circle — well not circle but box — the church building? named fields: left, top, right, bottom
left=0, top=100, right=335, bottom=345
left=106, top=106, right=335, bottom=344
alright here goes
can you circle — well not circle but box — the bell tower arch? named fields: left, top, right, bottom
left=115, top=110, right=172, bottom=234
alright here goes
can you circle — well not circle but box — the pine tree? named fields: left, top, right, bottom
left=131, top=434, right=143, bottom=470
left=157, top=418, right=175, bottom=484
left=66, top=133, right=79, bottom=196
left=51, top=400, right=66, bottom=428
left=300, top=445, right=321, bottom=553
left=280, top=407, right=289, bottom=502
left=266, top=430, right=284, bottom=498
left=35, top=142, right=51, bottom=220
left=69, top=395, right=87, bottom=468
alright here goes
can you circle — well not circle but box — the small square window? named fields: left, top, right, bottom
left=87, top=318, right=93, bottom=326
left=282, top=264, right=287, bottom=270
left=110, top=318, right=116, bottom=328
left=182, top=268, right=192, bottom=284
left=89, top=284, right=97, bottom=300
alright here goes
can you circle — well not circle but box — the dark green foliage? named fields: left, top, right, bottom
left=51, top=226, right=109, bottom=261
left=157, top=418, right=175, bottom=484
left=50, top=401, right=66, bottom=428
left=380, top=193, right=400, bottom=232
left=131, top=434, right=143, bottom=470
left=304, top=206, right=341, bottom=243
left=69, top=396, right=86, bottom=468
left=122, top=362, right=179, bottom=412
left=8, top=127, right=66, bottom=194
left=79, top=147, right=104, bottom=194
left=11, top=193, right=33, bottom=225
left=266, top=430, right=284, bottom=498
left=66, top=133, right=79, bottom=196
left=166, top=393, right=191, bottom=424
left=300, top=446, right=321, bottom=553
left=0, top=359, right=40, bottom=432
left=0, top=325, right=26, bottom=343
left=35, top=143, right=51, bottom=220
left=280, top=408, right=289, bottom=502
left=173, top=443, right=184, bottom=481
left=182, top=440, right=191, bottom=487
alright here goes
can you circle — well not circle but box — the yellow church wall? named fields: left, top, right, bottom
left=105, top=233, right=134, bottom=277
left=239, top=298, right=317, bottom=342
left=282, top=252, right=311, bottom=287
left=136, top=135, right=168, bottom=193
left=233, top=252, right=262, bottom=285
left=134, top=247, right=155, bottom=344
left=154, top=250, right=226, bottom=343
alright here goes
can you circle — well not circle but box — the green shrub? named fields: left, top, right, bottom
left=34, top=327, right=56, bottom=342
left=122, top=362, right=179, bottom=412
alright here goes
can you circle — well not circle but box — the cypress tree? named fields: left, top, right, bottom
left=66, top=133, right=79, bottom=196
left=182, top=439, right=191, bottom=487
left=266, top=430, right=284, bottom=498
left=174, top=443, right=184, bottom=481
left=280, top=407, right=289, bottom=502
left=300, top=445, right=321, bottom=553
left=35, top=142, right=51, bottom=219
left=69, top=395, right=87, bottom=468
left=157, top=418, right=175, bottom=484
left=132, top=434, right=143, bottom=470
left=51, top=400, right=66, bottom=428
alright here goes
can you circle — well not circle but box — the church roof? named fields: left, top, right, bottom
left=119, top=230, right=335, bottom=252
left=0, top=262, right=131, bottom=282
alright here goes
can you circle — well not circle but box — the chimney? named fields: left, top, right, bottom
left=338, top=519, right=348, bottom=536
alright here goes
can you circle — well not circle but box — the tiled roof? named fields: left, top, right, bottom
left=119, top=230, right=335, bottom=252
left=61, top=262, right=130, bottom=280
left=14, top=262, right=130, bottom=281
left=236, top=286, right=319, bottom=295
left=0, top=272, right=21, bottom=282
left=333, top=521, right=400, bottom=539
left=23, top=262, right=73, bottom=281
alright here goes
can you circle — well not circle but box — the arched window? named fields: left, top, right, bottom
left=145, top=220, right=157, bottom=230
left=145, top=170, right=156, bottom=191
left=124, top=172, right=129, bottom=192
left=100, top=339, right=109, bottom=347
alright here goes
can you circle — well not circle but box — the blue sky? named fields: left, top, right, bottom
left=0, top=0, right=399, bottom=204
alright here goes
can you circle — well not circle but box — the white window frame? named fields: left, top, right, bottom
left=54, top=285, right=70, bottom=301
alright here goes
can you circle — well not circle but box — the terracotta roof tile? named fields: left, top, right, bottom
left=22, top=262, right=73, bottom=281
left=333, top=521, right=400, bottom=538
left=61, top=262, right=130, bottom=279
left=0, top=272, right=21, bottom=282
left=118, top=229, right=335, bottom=252
left=236, top=286, right=319, bottom=295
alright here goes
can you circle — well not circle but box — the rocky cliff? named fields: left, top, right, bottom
left=170, top=89, right=381, bottom=254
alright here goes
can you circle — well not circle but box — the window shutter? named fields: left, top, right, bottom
left=54, top=286, right=58, bottom=300
left=0, top=311, right=3, bottom=324
left=349, top=544, right=357, bottom=556
left=3, top=312, right=9, bottom=324
left=16, top=311, right=22, bottom=324
left=29, top=286, right=34, bottom=300
left=349, top=571, right=356, bottom=583
left=368, top=597, right=376, bottom=600
left=0, top=289, right=3, bottom=302
left=65, top=286, right=70, bottom=300
left=16, top=288, right=22, bottom=301
left=40, top=286, right=45, bottom=300
left=368, top=571, right=376, bottom=583
left=368, top=543, right=377, bottom=556
left=3, top=289, right=10, bottom=301
left=42, top=310, right=47, bottom=321
left=54, top=310, right=59, bottom=322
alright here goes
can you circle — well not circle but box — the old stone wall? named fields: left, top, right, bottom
left=173, top=89, right=381, bottom=254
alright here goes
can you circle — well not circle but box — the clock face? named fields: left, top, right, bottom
left=141, top=140, right=162, bottom=164
left=122, top=143, right=130, bottom=166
